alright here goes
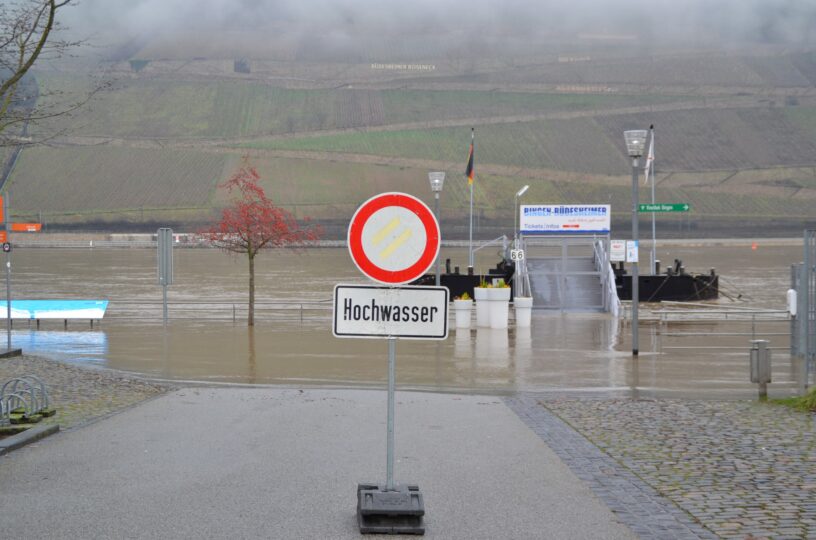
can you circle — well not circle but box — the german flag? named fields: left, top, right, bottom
left=465, top=128, right=475, bottom=185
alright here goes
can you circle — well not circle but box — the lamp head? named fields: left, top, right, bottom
left=624, top=130, right=648, bottom=157
left=428, top=171, right=446, bottom=192
left=515, top=185, right=529, bottom=198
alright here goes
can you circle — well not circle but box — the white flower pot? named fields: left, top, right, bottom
left=487, top=287, right=511, bottom=329
left=514, top=296, right=533, bottom=327
left=473, top=287, right=490, bottom=327
left=453, top=299, right=473, bottom=328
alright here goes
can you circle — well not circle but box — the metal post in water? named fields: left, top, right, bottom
left=4, top=195, right=10, bottom=351
left=158, top=228, right=173, bottom=326
left=386, top=337, right=396, bottom=491
left=434, top=193, right=440, bottom=287
left=650, top=164, right=656, bottom=276
left=468, top=182, right=474, bottom=272
left=631, top=157, right=640, bottom=356
left=162, top=284, right=168, bottom=325
left=805, top=231, right=813, bottom=389
left=752, top=313, right=756, bottom=341
left=468, top=130, right=475, bottom=273
left=428, top=171, right=445, bottom=286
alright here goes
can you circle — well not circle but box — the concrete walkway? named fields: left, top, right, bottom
left=0, top=388, right=635, bottom=539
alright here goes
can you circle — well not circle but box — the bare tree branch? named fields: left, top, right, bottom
left=0, top=0, right=90, bottom=147
left=0, top=1, right=60, bottom=100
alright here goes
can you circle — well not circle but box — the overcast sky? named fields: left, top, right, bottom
left=61, top=0, right=816, bottom=52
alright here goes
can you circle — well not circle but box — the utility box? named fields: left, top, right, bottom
left=750, top=340, right=771, bottom=384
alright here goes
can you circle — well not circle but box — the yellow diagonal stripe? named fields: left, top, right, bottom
left=372, top=218, right=401, bottom=246
left=380, top=229, right=412, bottom=260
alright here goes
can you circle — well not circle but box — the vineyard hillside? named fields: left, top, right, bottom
left=242, top=107, right=816, bottom=174
left=2, top=32, right=816, bottom=236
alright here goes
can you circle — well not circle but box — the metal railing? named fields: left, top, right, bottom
left=102, top=299, right=334, bottom=323
left=621, top=306, right=792, bottom=355
left=522, top=235, right=609, bottom=311
left=472, top=235, right=509, bottom=256
left=651, top=308, right=790, bottom=323
left=791, top=230, right=816, bottom=388
left=593, top=237, right=620, bottom=315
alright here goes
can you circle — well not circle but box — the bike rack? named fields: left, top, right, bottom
left=0, top=375, right=54, bottom=424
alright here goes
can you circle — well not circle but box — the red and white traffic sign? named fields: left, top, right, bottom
left=348, top=192, right=440, bottom=285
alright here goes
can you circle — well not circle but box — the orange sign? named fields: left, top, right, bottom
left=10, top=223, right=41, bottom=232
left=0, top=231, right=6, bottom=243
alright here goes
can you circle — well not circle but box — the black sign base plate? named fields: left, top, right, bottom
left=357, top=483, right=425, bottom=535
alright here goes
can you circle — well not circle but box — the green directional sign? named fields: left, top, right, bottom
left=638, top=203, right=690, bottom=213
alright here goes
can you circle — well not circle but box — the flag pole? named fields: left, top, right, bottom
left=467, top=128, right=475, bottom=273
left=649, top=125, right=656, bottom=275
left=469, top=180, right=473, bottom=271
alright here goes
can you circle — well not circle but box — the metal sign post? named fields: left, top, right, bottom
left=386, top=336, right=396, bottom=490
left=631, top=160, right=640, bottom=356
left=3, top=195, right=9, bottom=350
left=341, top=192, right=444, bottom=535
left=157, top=228, right=173, bottom=324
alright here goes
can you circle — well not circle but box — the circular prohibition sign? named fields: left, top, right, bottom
left=348, top=192, right=440, bottom=285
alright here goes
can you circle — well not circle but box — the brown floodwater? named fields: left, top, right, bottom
left=5, top=242, right=809, bottom=398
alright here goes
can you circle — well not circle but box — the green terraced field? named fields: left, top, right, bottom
left=228, top=156, right=816, bottom=222
left=7, top=146, right=227, bottom=214
left=242, top=118, right=629, bottom=175
left=245, top=106, right=816, bottom=175
left=33, top=73, right=685, bottom=139
left=14, top=69, right=816, bottom=233
left=3, top=146, right=813, bottom=230
left=784, top=106, right=816, bottom=141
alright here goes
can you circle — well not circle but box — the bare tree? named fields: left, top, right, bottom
left=202, top=160, right=322, bottom=326
left=0, top=0, right=93, bottom=147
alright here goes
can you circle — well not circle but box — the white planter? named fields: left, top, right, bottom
left=473, top=287, right=490, bottom=327
left=514, top=296, right=533, bottom=327
left=453, top=299, right=473, bottom=328
left=487, top=287, right=511, bottom=329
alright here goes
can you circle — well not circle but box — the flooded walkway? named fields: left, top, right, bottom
left=3, top=243, right=807, bottom=398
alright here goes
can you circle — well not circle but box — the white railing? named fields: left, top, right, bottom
left=593, top=238, right=620, bottom=316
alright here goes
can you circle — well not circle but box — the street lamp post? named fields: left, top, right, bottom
left=514, top=185, right=529, bottom=297
left=428, top=172, right=446, bottom=286
left=514, top=185, right=529, bottom=248
left=624, top=130, right=647, bottom=357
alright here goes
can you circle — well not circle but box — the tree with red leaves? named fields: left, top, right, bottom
left=203, top=160, right=321, bottom=326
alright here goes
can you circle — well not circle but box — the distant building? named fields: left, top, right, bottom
left=234, top=59, right=251, bottom=74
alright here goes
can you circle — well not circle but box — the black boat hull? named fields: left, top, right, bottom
left=615, top=274, right=719, bottom=302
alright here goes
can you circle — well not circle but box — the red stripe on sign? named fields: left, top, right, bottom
left=348, top=192, right=440, bottom=285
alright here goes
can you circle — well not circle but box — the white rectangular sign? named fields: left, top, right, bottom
left=610, top=240, right=626, bottom=262
left=626, top=240, right=639, bottom=263
left=333, top=285, right=449, bottom=340
left=520, top=204, right=611, bottom=234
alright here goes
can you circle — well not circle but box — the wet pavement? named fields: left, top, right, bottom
left=0, top=388, right=637, bottom=540
left=531, top=396, right=816, bottom=540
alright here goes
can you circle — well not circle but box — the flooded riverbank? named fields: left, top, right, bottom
left=2, top=243, right=807, bottom=397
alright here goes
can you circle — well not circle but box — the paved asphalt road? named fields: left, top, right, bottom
left=0, top=388, right=635, bottom=539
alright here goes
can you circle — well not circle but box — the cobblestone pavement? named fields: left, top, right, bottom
left=509, top=394, right=816, bottom=540
left=0, top=355, right=169, bottom=430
